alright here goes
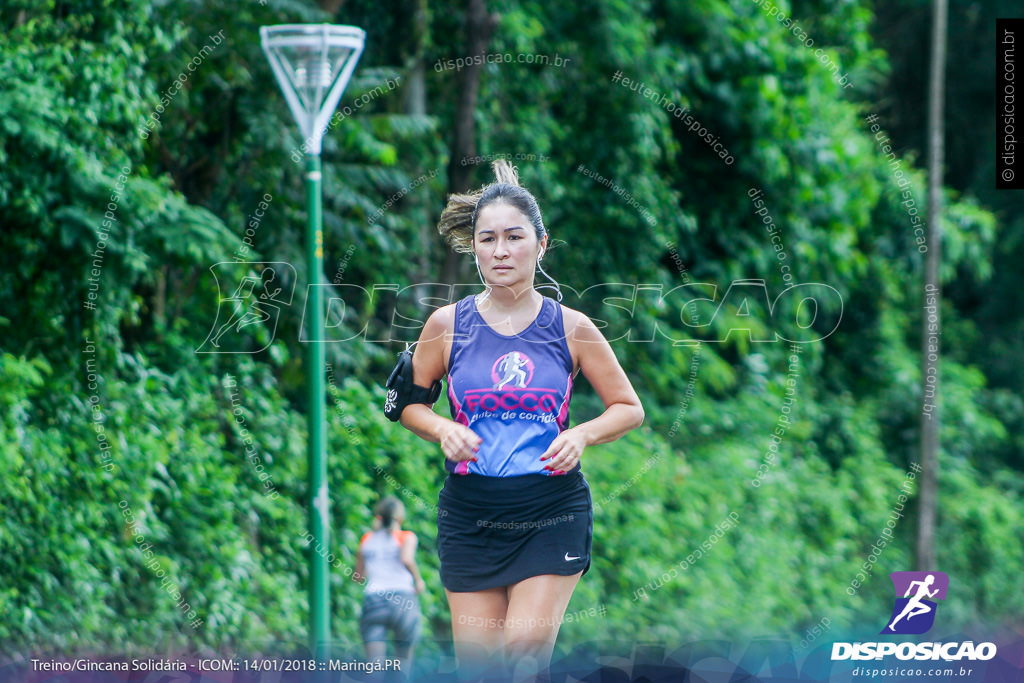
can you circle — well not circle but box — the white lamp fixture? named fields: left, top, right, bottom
left=260, top=24, right=366, bottom=154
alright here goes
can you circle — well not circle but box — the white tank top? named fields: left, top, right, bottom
left=360, top=528, right=415, bottom=593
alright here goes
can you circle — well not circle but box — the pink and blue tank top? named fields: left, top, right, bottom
left=446, top=294, right=575, bottom=477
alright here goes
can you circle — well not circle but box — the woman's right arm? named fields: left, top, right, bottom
left=398, top=306, right=481, bottom=463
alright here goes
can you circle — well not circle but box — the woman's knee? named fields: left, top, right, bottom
left=504, top=628, right=558, bottom=659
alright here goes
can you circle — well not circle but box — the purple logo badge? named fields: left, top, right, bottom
left=881, top=571, right=949, bottom=635
left=491, top=351, right=535, bottom=390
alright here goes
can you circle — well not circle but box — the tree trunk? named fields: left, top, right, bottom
left=318, top=0, right=346, bottom=17
left=917, top=0, right=947, bottom=572
left=441, top=0, right=497, bottom=285
left=405, top=0, right=432, bottom=289
left=405, top=0, right=429, bottom=118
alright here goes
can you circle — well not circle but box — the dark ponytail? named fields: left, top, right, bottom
left=373, top=496, right=403, bottom=530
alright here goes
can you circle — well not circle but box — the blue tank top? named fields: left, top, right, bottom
left=446, top=294, right=575, bottom=477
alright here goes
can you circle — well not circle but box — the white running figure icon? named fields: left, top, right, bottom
left=495, top=351, right=529, bottom=389
left=886, top=574, right=939, bottom=632
left=210, top=267, right=283, bottom=348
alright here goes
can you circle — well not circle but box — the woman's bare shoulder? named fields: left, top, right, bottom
left=557, top=303, right=602, bottom=341
left=422, top=303, right=457, bottom=336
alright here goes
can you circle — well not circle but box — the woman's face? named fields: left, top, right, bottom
left=473, top=202, right=547, bottom=290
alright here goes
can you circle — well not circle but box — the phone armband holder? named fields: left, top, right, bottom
left=384, top=345, right=442, bottom=422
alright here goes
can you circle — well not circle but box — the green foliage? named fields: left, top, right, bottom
left=0, top=0, right=1019, bottom=660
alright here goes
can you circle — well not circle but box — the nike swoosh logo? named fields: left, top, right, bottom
left=564, top=553, right=581, bottom=561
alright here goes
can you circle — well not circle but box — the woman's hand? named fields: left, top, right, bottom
left=415, top=577, right=426, bottom=594
left=438, top=422, right=482, bottom=463
left=539, top=427, right=588, bottom=474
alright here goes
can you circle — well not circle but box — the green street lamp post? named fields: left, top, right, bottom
left=260, top=23, right=365, bottom=659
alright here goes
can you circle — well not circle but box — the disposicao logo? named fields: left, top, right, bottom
left=882, top=571, right=948, bottom=635
left=831, top=571, right=997, bottom=662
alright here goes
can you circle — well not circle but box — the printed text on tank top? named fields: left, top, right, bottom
left=445, top=294, right=575, bottom=477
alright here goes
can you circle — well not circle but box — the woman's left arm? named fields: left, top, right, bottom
left=400, top=534, right=427, bottom=594
left=353, top=547, right=366, bottom=584
left=539, top=310, right=644, bottom=473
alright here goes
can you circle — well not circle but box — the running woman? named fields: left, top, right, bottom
left=354, top=496, right=426, bottom=677
left=396, top=160, right=644, bottom=680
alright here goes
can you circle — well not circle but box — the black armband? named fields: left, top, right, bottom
left=384, top=345, right=442, bottom=422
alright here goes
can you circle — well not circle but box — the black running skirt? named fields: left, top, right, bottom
left=437, top=469, right=593, bottom=592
